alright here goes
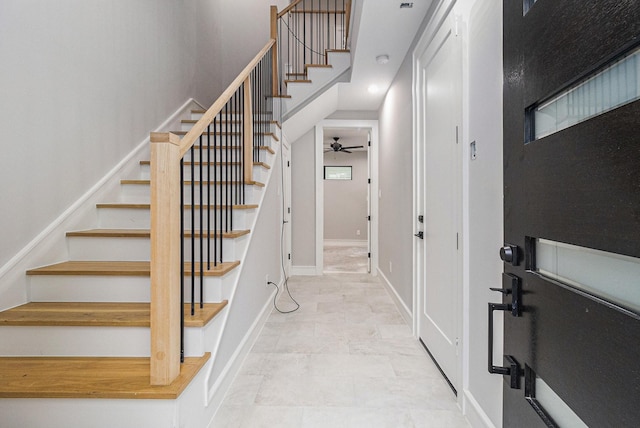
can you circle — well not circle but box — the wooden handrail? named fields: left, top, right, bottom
left=178, top=39, right=276, bottom=158
left=277, top=0, right=305, bottom=18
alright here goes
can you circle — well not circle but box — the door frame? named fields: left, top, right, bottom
left=412, top=0, right=463, bottom=394
left=314, top=119, right=379, bottom=275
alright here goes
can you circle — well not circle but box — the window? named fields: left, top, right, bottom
left=324, top=166, right=352, bottom=180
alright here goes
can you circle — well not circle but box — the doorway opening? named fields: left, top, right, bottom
left=314, top=119, right=379, bottom=275
left=322, top=127, right=370, bottom=273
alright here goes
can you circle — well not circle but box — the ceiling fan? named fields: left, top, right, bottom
left=324, top=137, right=364, bottom=154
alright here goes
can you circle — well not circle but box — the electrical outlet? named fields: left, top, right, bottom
left=356, top=229, right=361, bottom=236
left=389, top=261, right=393, bottom=273
left=265, top=274, right=269, bottom=286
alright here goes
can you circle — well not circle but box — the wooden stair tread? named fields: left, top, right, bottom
left=26, top=260, right=240, bottom=277
left=121, top=179, right=265, bottom=187
left=140, top=160, right=271, bottom=169
left=0, top=301, right=227, bottom=328
left=285, top=79, right=312, bottom=85
left=66, top=229, right=250, bottom=239
left=0, top=353, right=210, bottom=399
left=96, top=203, right=259, bottom=210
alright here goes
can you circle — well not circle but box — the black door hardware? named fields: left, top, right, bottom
left=414, top=231, right=424, bottom=239
left=499, top=244, right=519, bottom=266
left=487, top=273, right=522, bottom=388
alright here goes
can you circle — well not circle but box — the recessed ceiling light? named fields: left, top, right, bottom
left=368, top=85, right=380, bottom=94
left=376, top=54, right=390, bottom=64
left=400, top=2, right=413, bottom=8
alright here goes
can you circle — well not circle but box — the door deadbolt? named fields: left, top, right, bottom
left=499, top=244, right=519, bottom=266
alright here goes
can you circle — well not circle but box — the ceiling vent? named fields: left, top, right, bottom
left=400, top=2, right=414, bottom=8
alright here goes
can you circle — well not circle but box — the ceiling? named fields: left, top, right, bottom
left=336, top=0, right=433, bottom=111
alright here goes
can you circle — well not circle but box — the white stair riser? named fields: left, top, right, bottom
left=66, top=235, right=246, bottom=262
left=138, top=164, right=269, bottom=182
left=0, top=323, right=215, bottom=358
left=97, top=207, right=254, bottom=230
left=28, top=274, right=235, bottom=303
left=29, top=276, right=151, bottom=302
left=119, top=183, right=261, bottom=205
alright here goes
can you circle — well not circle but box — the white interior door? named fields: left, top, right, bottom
left=417, top=17, right=462, bottom=392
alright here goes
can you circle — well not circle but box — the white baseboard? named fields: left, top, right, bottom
left=206, top=287, right=277, bottom=423
left=290, top=266, right=318, bottom=276
left=0, top=98, right=201, bottom=311
left=377, top=268, right=412, bottom=326
left=323, top=239, right=368, bottom=247
left=463, top=389, right=499, bottom=428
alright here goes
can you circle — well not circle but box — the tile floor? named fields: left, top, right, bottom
left=210, top=274, right=471, bottom=428
left=323, top=244, right=369, bottom=274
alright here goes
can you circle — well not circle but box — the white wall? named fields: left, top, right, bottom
left=291, top=129, right=317, bottom=268
left=323, top=151, right=368, bottom=241
left=377, top=53, right=415, bottom=310
left=0, top=1, right=198, bottom=271
left=194, top=0, right=289, bottom=106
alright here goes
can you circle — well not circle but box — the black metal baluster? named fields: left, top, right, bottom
left=241, top=84, right=245, bottom=205
left=180, top=157, right=185, bottom=363
left=190, top=144, right=195, bottom=316
left=207, top=124, right=211, bottom=270
left=199, top=131, right=204, bottom=308
left=213, top=116, right=218, bottom=268
left=333, top=0, right=340, bottom=49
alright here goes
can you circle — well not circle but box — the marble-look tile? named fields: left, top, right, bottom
left=389, top=355, right=444, bottom=379
left=222, top=374, right=264, bottom=405
left=274, top=334, right=350, bottom=354
left=210, top=404, right=246, bottom=428
left=211, top=273, right=470, bottom=427
left=411, top=409, right=471, bottom=428
left=315, top=322, right=379, bottom=339
left=259, top=353, right=311, bottom=378
left=255, top=375, right=355, bottom=407
left=378, top=324, right=413, bottom=339
left=353, top=377, right=458, bottom=410
left=349, top=337, right=425, bottom=356
left=302, top=407, right=415, bottom=428
left=240, top=406, right=305, bottom=428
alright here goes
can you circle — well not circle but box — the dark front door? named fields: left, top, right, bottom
left=501, top=0, right=640, bottom=426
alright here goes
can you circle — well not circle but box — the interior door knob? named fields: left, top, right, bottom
left=499, top=244, right=519, bottom=266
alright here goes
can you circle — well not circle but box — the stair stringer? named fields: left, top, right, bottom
left=201, top=132, right=286, bottom=417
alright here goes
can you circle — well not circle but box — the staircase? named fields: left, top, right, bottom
left=0, top=104, right=279, bottom=425
left=0, top=1, right=352, bottom=425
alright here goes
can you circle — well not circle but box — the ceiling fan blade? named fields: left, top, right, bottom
left=341, top=149, right=352, bottom=153
left=340, top=145, right=364, bottom=150
left=323, top=149, right=332, bottom=152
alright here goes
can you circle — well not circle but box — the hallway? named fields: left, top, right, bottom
left=211, top=274, right=470, bottom=427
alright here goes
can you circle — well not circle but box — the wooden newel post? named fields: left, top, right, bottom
left=270, top=5, right=279, bottom=96
left=149, top=132, right=182, bottom=386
